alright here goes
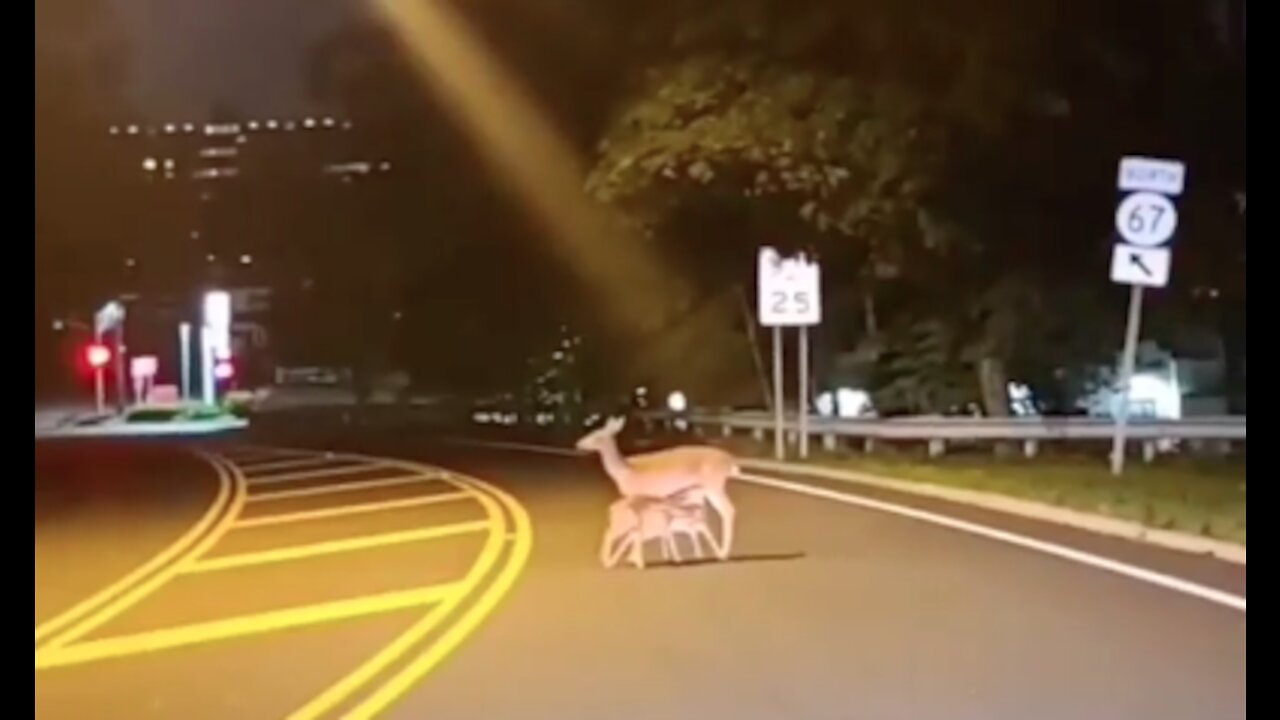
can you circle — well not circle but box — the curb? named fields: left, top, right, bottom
left=740, top=458, right=1246, bottom=566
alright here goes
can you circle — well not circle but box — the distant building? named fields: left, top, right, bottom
left=103, top=113, right=394, bottom=387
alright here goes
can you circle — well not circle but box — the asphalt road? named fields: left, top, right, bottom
left=35, top=434, right=1246, bottom=719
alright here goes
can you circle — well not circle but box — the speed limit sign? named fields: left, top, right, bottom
left=1115, top=191, right=1178, bottom=247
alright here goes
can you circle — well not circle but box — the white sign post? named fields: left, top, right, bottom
left=758, top=247, right=822, bottom=460
left=1109, top=156, right=1185, bottom=476
left=94, top=300, right=127, bottom=414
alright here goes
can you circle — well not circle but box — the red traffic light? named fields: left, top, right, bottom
left=85, top=343, right=112, bottom=369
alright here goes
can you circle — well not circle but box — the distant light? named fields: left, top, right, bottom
left=163, top=123, right=176, bottom=133
left=379, top=161, right=392, bottom=172
left=163, top=158, right=175, bottom=170
left=667, top=391, right=688, bottom=413
left=183, top=123, right=195, bottom=133
left=213, top=361, right=235, bottom=381
left=206, top=253, right=216, bottom=263
left=341, top=120, right=353, bottom=130
left=635, top=386, right=648, bottom=396
left=190, top=230, right=200, bottom=240
left=85, top=344, right=112, bottom=369
left=303, top=117, right=317, bottom=128
left=284, top=120, right=297, bottom=131
left=322, top=117, right=336, bottom=127
left=266, top=119, right=278, bottom=130
left=142, top=157, right=158, bottom=171
left=1125, top=373, right=1182, bottom=420
left=247, top=121, right=259, bottom=130
left=236, top=134, right=248, bottom=144
left=392, top=311, right=403, bottom=321
left=239, top=254, right=253, bottom=265
left=126, top=125, right=139, bottom=135
left=124, top=257, right=137, bottom=268
left=51, top=319, right=65, bottom=332
left=108, top=126, right=119, bottom=135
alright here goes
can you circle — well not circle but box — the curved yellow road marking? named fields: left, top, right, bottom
left=38, top=454, right=248, bottom=654
left=345, top=472, right=534, bottom=719
left=35, top=450, right=234, bottom=647
left=286, top=475, right=509, bottom=720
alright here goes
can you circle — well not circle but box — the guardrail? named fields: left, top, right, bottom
left=639, top=411, right=1246, bottom=461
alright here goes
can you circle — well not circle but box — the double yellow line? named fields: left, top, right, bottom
left=35, top=448, right=534, bottom=720
left=34, top=451, right=244, bottom=652
left=285, top=457, right=534, bottom=719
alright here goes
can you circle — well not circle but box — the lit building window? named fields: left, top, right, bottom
left=126, top=125, right=139, bottom=135
left=303, top=117, right=317, bottom=128
left=183, top=123, right=195, bottom=133
left=163, top=158, right=175, bottom=170
left=247, top=121, right=259, bottom=131
left=163, top=123, right=176, bottom=133
left=142, top=157, right=158, bottom=172
left=239, top=254, right=253, bottom=265
left=266, top=119, right=279, bottom=130
left=323, top=117, right=336, bottom=128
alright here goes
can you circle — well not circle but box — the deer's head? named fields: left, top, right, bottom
left=575, top=415, right=626, bottom=452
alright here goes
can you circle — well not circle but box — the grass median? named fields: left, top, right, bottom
left=682, top=436, right=1246, bottom=546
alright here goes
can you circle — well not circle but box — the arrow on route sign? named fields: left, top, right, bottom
left=1110, top=244, right=1171, bottom=288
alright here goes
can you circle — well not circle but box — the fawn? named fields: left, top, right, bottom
left=601, top=487, right=719, bottom=569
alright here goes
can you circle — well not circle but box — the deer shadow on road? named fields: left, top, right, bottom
left=643, top=551, right=807, bottom=570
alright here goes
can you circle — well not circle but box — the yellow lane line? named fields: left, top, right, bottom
left=286, top=477, right=510, bottom=720
left=233, top=492, right=473, bottom=529
left=345, top=473, right=534, bottom=718
left=34, top=584, right=462, bottom=670
left=35, top=451, right=235, bottom=648
left=38, top=455, right=249, bottom=654
left=185, top=521, right=492, bottom=574
left=239, top=456, right=349, bottom=474
left=247, top=474, right=441, bottom=503
left=246, top=463, right=392, bottom=487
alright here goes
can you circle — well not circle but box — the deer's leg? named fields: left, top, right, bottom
left=601, top=527, right=623, bottom=568
left=687, top=529, right=704, bottom=558
left=697, top=526, right=720, bottom=559
left=704, top=489, right=736, bottom=560
left=666, top=532, right=683, bottom=564
left=629, top=534, right=646, bottom=569
left=607, top=529, right=638, bottom=569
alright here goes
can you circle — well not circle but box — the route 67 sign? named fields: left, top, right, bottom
left=757, top=247, right=822, bottom=327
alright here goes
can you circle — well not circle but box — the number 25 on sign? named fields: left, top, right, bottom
left=769, top=289, right=814, bottom=318
left=1115, top=191, right=1178, bottom=248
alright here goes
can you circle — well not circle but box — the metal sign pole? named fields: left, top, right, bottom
left=1110, top=285, right=1145, bottom=476
left=114, top=325, right=128, bottom=410
left=93, top=329, right=105, bottom=414
left=773, top=325, right=785, bottom=460
left=179, top=323, right=192, bottom=401
left=798, top=325, right=810, bottom=459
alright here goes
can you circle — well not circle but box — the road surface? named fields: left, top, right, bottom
left=35, top=435, right=1246, bottom=719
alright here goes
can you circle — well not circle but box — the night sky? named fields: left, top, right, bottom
left=109, top=0, right=363, bottom=118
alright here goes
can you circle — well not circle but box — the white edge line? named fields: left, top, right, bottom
left=738, top=472, right=1245, bottom=613
left=451, top=437, right=1245, bottom=614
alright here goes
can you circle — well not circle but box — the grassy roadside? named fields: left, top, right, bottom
left=673, top=436, right=1246, bottom=545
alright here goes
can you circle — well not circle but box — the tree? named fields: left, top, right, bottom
left=586, top=0, right=1068, bottom=411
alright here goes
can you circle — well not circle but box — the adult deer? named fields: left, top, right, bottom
left=576, top=416, right=737, bottom=560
